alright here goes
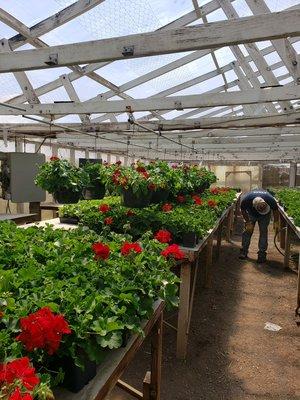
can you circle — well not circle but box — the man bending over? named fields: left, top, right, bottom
left=239, top=189, right=279, bottom=263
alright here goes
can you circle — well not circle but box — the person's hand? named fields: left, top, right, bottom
left=244, top=221, right=254, bottom=233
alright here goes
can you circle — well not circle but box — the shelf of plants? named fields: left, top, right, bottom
left=0, top=161, right=238, bottom=398
left=0, top=222, right=179, bottom=399
left=274, top=188, right=300, bottom=234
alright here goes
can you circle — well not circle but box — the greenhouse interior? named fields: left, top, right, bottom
left=0, top=0, right=299, bottom=399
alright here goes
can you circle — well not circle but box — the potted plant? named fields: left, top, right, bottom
left=35, top=158, right=89, bottom=204
left=146, top=161, right=171, bottom=203
left=106, top=164, right=154, bottom=208
left=82, top=162, right=106, bottom=200
left=0, top=222, right=179, bottom=395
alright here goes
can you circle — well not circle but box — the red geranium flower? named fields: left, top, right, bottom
left=154, top=230, right=172, bottom=243
left=121, top=242, right=142, bottom=256
left=104, top=217, right=113, bottom=225
left=219, top=187, right=229, bottom=192
left=192, top=195, right=203, bottom=205
left=210, top=187, right=219, bottom=195
left=126, top=210, right=135, bottom=217
left=92, top=242, right=110, bottom=260
left=98, top=204, right=111, bottom=213
left=16, top=308, right=71, bottom=355
left=176, top=195, right=186, bottom=203
left=0, top=311, right=4, bottom=319
left=162, top=203, right=173, bottom=212
left=112, top=169, right=121, bottom=185
left=148, top=183, right=156, bottom=191
left=140, top=171, right=149, bottom=179
left=9, top=387, right=33, bottom=400
left=50, top=156, right=59, bottom=161
left=0, top=357, right=39, bottom=392
left=136, top=166, right=146, bottom=173
left=207, top=199, right=217, bottom=207
left=171, top=164, right=178, bottom=169
left=161, top=244, right=185, bottom=260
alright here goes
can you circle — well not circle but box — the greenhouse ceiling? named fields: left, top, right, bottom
left=0, top=0, right=300, bottom=162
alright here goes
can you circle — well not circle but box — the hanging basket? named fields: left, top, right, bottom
left=53, top=190, right=81, bottom=204
left=151, top=188, right=170, bottom=204
left=83, top=185, right=106, bottom=200
left=121, top=188, right=152, bottom=208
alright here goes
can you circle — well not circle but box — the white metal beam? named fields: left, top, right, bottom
left=1, top=10, right=299, bottom=73
left=2, top=86, right=300, bottom=115
left=0, top=38, right=40, bottom=104
left=244, top=0, right=300, bottom=83
left=7, top=0, right=106, bottom=50
left=218, top=0, right=292, bottom=112
left=5, top=0, right=231, bottom=105
left=60, top=74, right=90, bottom=124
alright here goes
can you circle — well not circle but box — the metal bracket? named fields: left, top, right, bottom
left=45, top=53, right=58, bottom=66
left=122, top=46, right=134, bottom=57
left=174, top=101, right=183, bottom=111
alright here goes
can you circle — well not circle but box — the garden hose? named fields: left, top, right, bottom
left=273, top=227, right=287, bottom=257
left=274, top=227, right=299, bottom=264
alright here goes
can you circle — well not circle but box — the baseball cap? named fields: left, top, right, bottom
left=252, top=197, right=270, bottom=215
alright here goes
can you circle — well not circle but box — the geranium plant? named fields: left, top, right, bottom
left=35, top=158, right=89, bottom=203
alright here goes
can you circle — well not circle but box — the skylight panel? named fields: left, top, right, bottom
left=232, top=0, right=253, bottom=17
left=205, top=8, right=227, bottom=22
left=0, top=73, right=21, bottom=102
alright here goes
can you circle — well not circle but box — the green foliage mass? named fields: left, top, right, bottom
left=275, top=188, right=300, bottom=226
left=0, top=222, right=179, bottom=387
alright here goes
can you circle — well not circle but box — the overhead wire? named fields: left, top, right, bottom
left=0, top=102, right=177, bottom=157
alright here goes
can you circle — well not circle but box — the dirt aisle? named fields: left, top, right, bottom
left=110, top=219, right=299, bottom=400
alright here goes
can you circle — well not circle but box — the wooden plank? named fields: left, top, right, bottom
left=143, top=371, right=151, bottom=400
left=5, top=111, right=300, bottom=134
left=54, top=301, right=164, bottom=400
left=5, top=85, right=300, bottom=116
left=296, top=254, right=300, bottom=318
left=279, top=214, right=286, bottom=249
left=216, top=222, right=223, bottom=260
left=1, top=10, right=300, bottom=72
left=176, top=262, right=191, bottom=360
left=150, top=313, right=163, bottom=400
left=204, top=236, right=214, bottom=289
left=116, top=380, right=143, bottom=399
left=4, top=86, right=300, bottom=116
left=8, top=0, right=106, bottom=50
left=284, top=226, right=291, bottom=269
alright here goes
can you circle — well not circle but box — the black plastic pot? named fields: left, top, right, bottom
left=121, top=188, right=152, bottom=208
left=84, top=185, right=105, bottom=200
left=151, top=188, right=170, bottom=204
left=194, top=181, right=210, bottom=194
left=59, top=216, right=79, bottom=225
left=121, top=329, right=131, bottom=348
left=59, top=355, right=97, bottom=393
left=181, top=232, right=199, bottom=248
left=53, top=190, right=81, bottom=204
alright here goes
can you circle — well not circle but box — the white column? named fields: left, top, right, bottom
left=15, top=139, right=24, bottom=213
left=70, top=148, right=76, bottom=165
left=52, top=144, right=58, bottom=157
left=289, top=162, right=297, bottom=188
left=107, top=154, right=111, bottom=164
left=85, top=149, right=89, bottom=159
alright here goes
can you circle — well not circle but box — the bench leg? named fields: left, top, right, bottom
left=176, top=262, right=191, bottom=360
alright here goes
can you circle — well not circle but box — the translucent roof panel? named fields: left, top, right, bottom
left=0, top=0, right=298, bottom=134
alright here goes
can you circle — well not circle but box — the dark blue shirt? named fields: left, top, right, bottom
left=241, top=190, right=278, bottom=218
